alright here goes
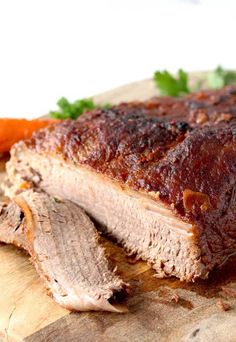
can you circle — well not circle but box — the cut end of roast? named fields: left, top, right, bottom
left=5, top=148, right=206, bottom=282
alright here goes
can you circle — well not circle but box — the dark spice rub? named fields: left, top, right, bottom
left=6, top=101, right=236, bottom=281
left=26, top=108, right=190, bottom=184
left=116, top=86, right=236, bottom=125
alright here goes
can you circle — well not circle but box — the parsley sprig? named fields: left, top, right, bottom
left=154, top=69, right=190, bottom=97
left=50, top=97, right=110, bottom=120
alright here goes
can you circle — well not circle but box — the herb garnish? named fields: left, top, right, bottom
left=154, top=69, right=190, bottom=97
left=50, top=97, right=111, bottom=120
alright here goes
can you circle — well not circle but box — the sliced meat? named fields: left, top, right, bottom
left=5, top=103, right=236, bottom=281
left=0, top=190, right=128, bottom=312
left=0, top=200, right=26, bottom=249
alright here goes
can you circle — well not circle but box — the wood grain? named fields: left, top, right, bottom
left=1, top=76, right=236, bottom=342
left=26, top=294, right=236, bottom=342
left=0, top=245, right=68, bottom=342
left=25, top=256, right=236, bottom=342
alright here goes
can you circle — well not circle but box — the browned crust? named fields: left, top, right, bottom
left=14, top=196, right=34, bottom=247
left=116, top=86, right=236, bottom=126
left=25, top=108, right=190, bottom=190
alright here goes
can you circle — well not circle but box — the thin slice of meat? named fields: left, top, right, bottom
left=0, top=190, right=128, bottom=312
left=0, top=200, right=26, bottom=249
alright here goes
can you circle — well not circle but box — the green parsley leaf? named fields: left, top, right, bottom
left=50, top=97, right=96, bottom=119
left=207, top=65, right=236, bottom=89
left=50, top=97, right=111, bottom=120
left=153, top=69, right=190, bottom=97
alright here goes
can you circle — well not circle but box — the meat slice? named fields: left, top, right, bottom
left=0, top=190, right=128, bottom=312
left=0, top=200, right=26, bottom=249
left=5, top=106, right=236, bottom=281
left=116, top=86, right=236, bottom=126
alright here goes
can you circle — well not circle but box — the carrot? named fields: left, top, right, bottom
left=0, top=118, right=59, bottom=153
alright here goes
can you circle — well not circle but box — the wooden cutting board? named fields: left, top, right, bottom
left=1, top=76, right=236, bottom=342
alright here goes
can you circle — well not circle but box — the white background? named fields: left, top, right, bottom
left=0, top=0, right=235, bottom=119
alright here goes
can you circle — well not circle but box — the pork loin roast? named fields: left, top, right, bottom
left=5, top=90, right=236, bottom=281
left=0, top=190, right=128, bottom=312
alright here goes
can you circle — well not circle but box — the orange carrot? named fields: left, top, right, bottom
left=0, top=118, right=59, bottom=153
